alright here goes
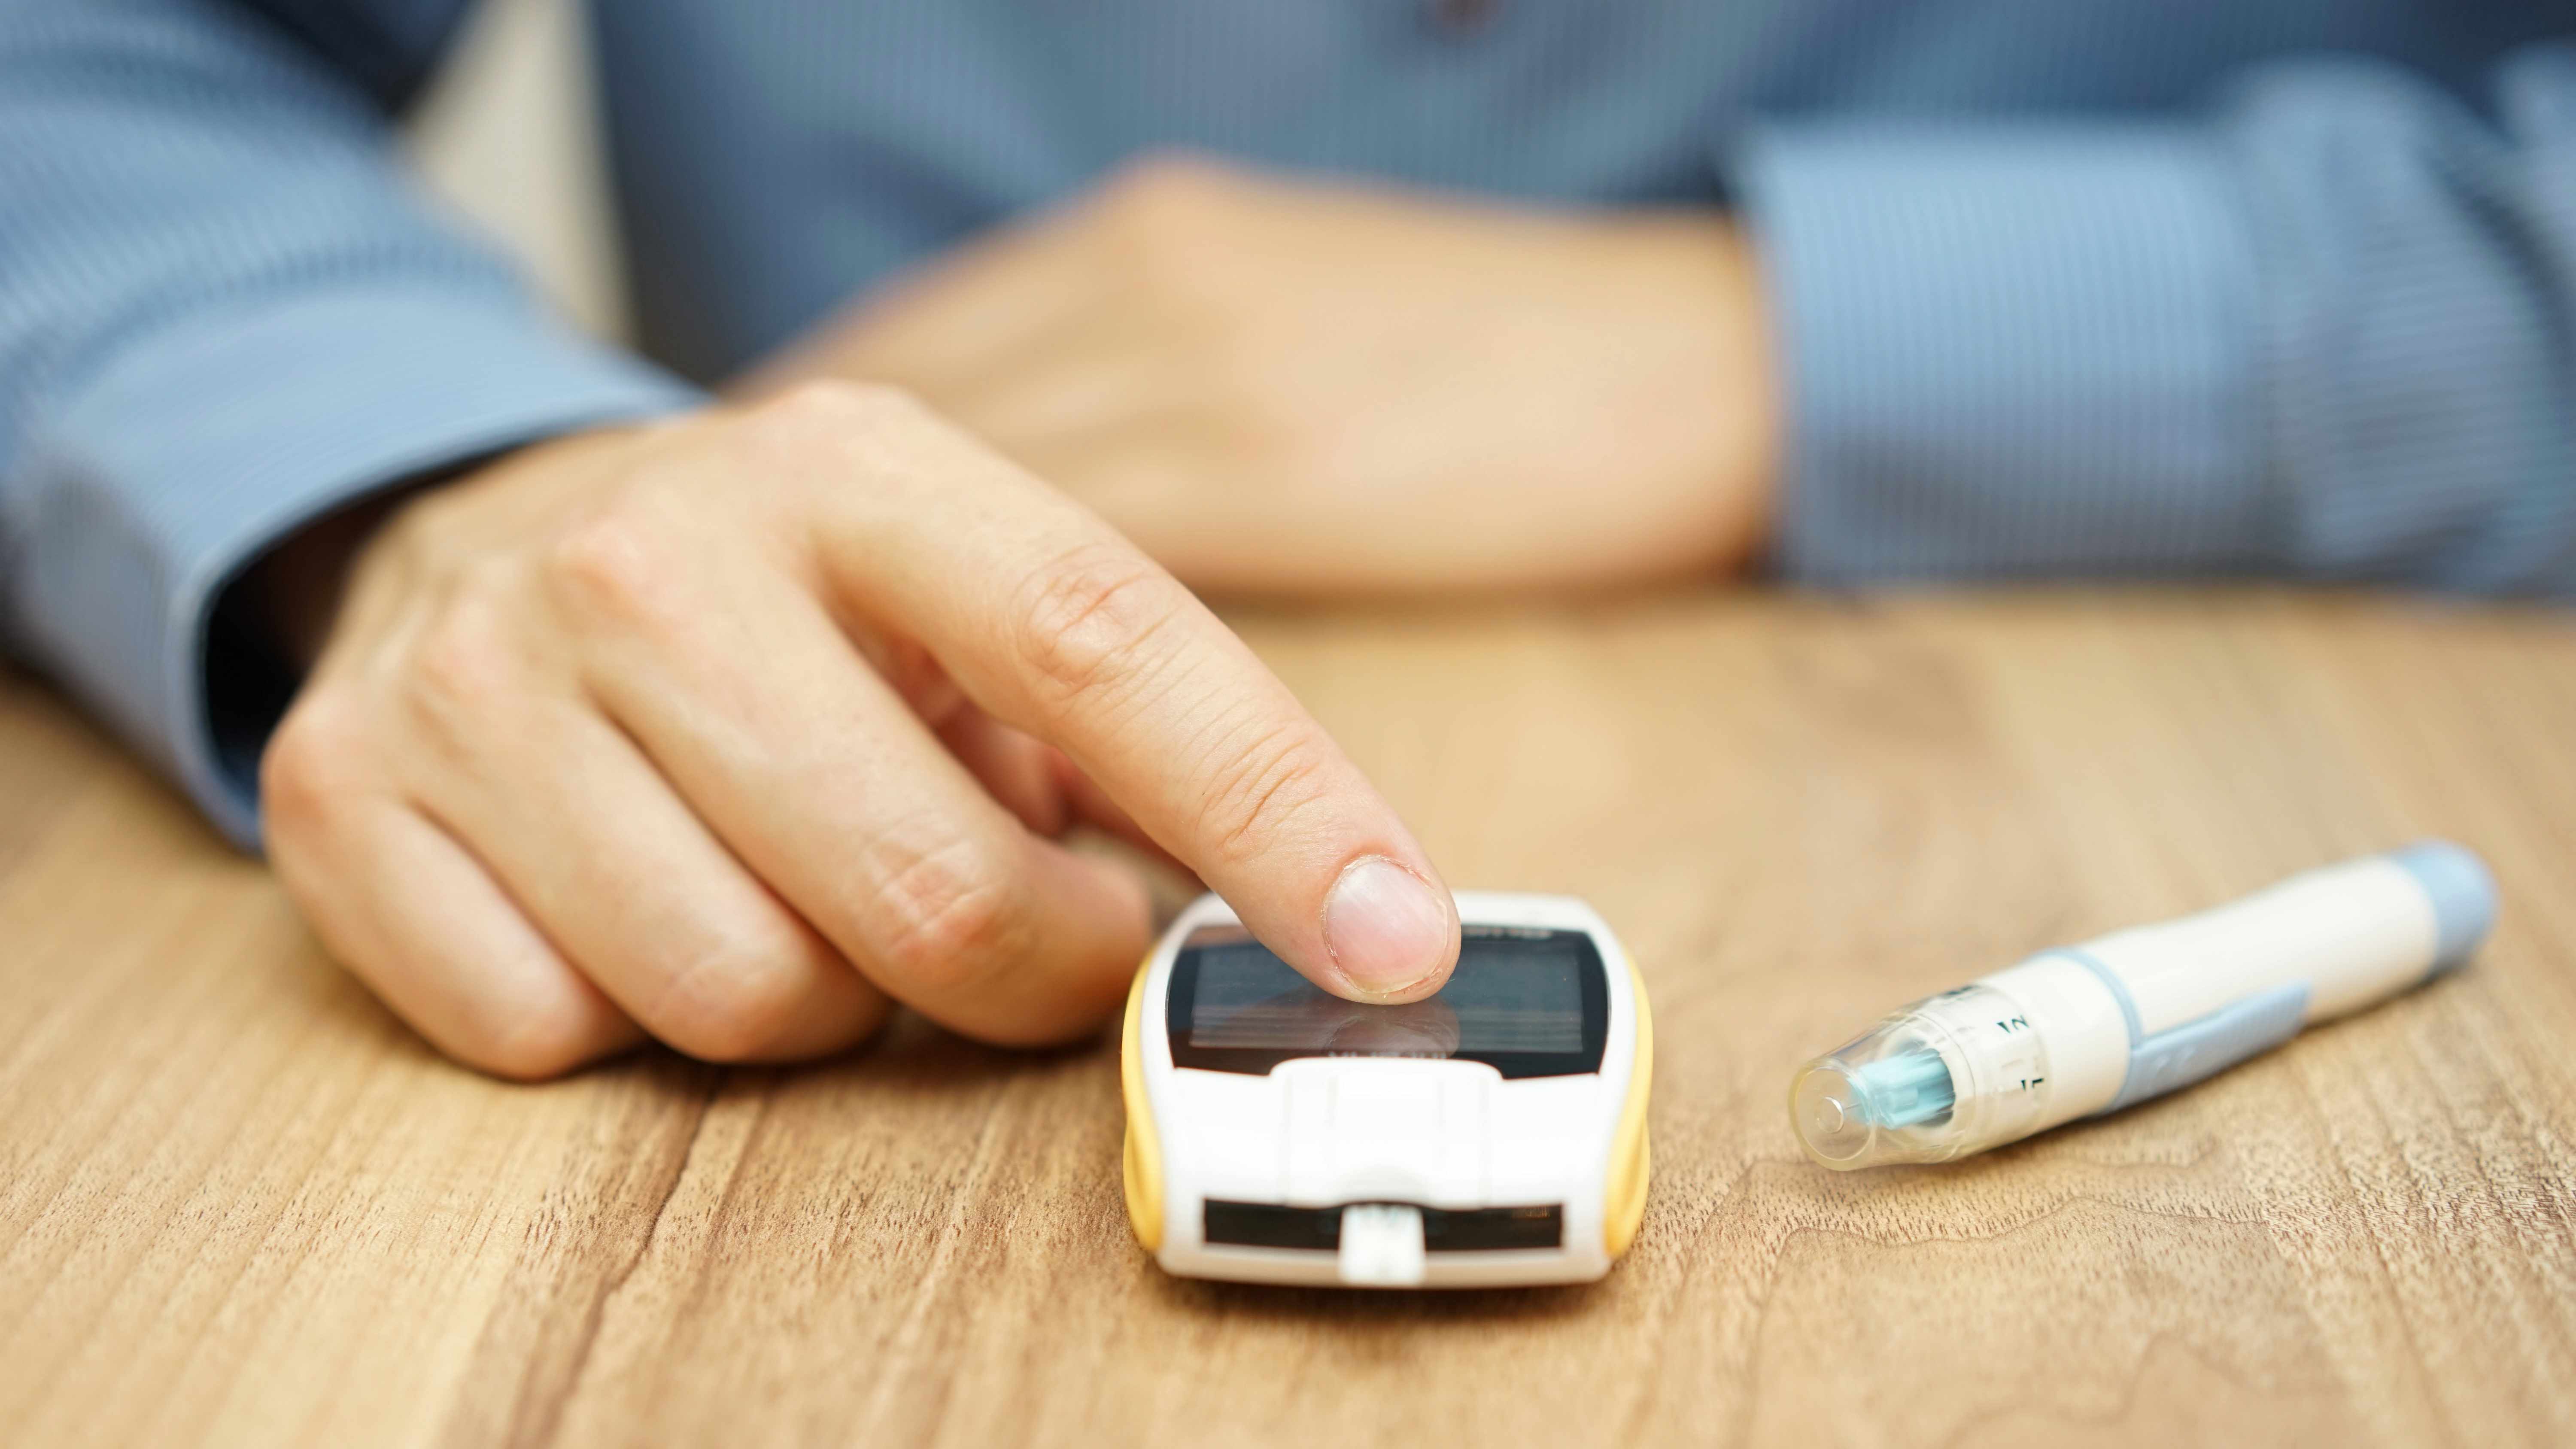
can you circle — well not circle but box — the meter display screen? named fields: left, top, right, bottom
left=1165, top=925, right=1610, bottom=1078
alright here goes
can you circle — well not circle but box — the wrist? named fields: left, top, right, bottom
left=241, top=491, right=410, bottom=671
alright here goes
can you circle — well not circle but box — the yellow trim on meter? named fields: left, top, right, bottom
left=1602, top=959, right=1654, bottom=1257
left=1120, top=962, right=1164, bottom=1252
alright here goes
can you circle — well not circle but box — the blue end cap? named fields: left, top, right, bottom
left=2389, top=840, right=2498, bottom=975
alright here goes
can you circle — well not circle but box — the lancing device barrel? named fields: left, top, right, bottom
left=1789, top=842, right=2497, bottom=1171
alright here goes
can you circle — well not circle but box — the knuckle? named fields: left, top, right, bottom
left=745, top=377, right=925, bottom=441
left=726, top=380, right=943, bottom=506
left=260, top=689, right=372, bottom=831
left=863, top=837, right=1030, bottom=996
left=404, top=584, right=523, bottom=723
left=541, top=499, right=692, bottom=635
left=646, top=924, right=818, bottom=1063
left=1191, top=716, right=1335, bottom=868
left=1009, top=542, right=1189, bottom=715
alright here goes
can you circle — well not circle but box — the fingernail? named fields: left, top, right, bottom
left=1322, top=857, right=1453, bottom=998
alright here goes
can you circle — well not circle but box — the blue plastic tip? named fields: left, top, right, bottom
left=2388, top=840, right=2498, bottom=975
left=1847, top=1050, right=1958, bottom=1130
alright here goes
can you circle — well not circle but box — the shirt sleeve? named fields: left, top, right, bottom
left=1733, top=43, right=2576, bottom=597
left=0, top=0, right=702, bottom=848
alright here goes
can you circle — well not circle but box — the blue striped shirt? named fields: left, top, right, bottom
left=1, top=0, right=2570, bottom=844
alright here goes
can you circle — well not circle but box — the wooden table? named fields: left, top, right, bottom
left=5, top=589, right=2573, bottom=1447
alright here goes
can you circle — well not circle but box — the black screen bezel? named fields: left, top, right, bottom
left=1163, top=924, right=1610, bottom=1079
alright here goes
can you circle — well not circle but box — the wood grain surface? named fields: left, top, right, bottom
left=3, top=589, right=2573, bottom=1448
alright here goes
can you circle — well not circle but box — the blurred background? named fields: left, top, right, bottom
left=407, top=0, right=629, bottom=342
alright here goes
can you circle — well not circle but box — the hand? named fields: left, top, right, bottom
left=259, top=383, right=1460, bottom=1079
left=754, top=157, right=1776, bottom=596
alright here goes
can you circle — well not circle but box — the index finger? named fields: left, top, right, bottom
left=765, top=382, right=1459, bottom=1002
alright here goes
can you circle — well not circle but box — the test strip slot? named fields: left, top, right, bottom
left=1202, top=1200, right=1562, bottom=1252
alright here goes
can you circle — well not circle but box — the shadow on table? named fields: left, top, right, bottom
left=1148, top=1266, right=1606, bottom=1326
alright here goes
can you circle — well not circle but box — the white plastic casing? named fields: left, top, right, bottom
left=1987, top=852, right=2455, bottom=1129
left=1790, top=844, right=2495, bottom=1170
left=1133, top=891, right=1643, bottom=1288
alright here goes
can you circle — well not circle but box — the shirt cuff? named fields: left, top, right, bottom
left=1732, top=123, right=2269, bottom=585
left=6, top=286, right=702, bottom=848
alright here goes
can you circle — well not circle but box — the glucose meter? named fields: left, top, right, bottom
left=1120, top=892, right=1652, bottom=1288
